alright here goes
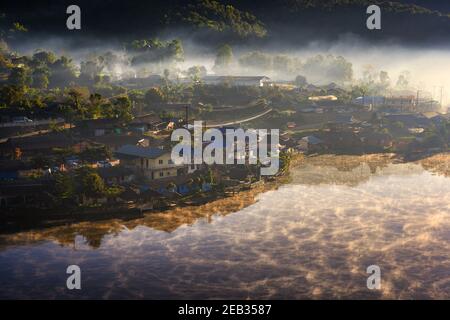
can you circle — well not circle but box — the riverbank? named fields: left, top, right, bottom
left=1, top=152, right=448, bottom=237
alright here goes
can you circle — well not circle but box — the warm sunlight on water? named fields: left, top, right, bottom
left=0, top=160, right=449, bottom=299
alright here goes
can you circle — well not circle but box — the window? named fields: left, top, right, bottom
left=166, top=172, right=171, bottom=176
left=159, top=172, right=164, bottom=177
left=159, top=159, right=163, bottom=165
left=168, top=159, right=174, bottom=165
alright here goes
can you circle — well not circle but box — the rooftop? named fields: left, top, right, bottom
left=202, top=76, right=270, bottom=81
left=115, top=145, right=167, bottom=159
left=302, top=135, right=324, bottom=145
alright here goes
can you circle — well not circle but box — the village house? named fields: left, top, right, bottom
left=353, top=96, right=386, bottom=108
left=0, top=181, right=52, bottom=209
left=88, top=134, right=144, bottom=152
left=98, top=166, right=135, bottom=185
left=201, top=76, right=271, bottom=87
left=359, top=132, right=393, bottom=151
left=297, top=135, right=325, bottom=153
left=129, top=113, right=164, bottom=133
left=0, top=133, right=91, bottom=160
left=383, top=114, right=433, bottom=130
left=327, top=115, right=359, bottom=129
left=115, top=75, right=163, bottom=89
left=75, top=118, right=126, bottom=137
left=0, top=160, right=46, bottom=181
left=115, top=145, right=199, bottom=181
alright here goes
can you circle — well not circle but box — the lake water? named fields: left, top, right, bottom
left=1, top=157, right=449, bottom=299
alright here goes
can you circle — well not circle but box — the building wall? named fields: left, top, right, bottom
left=121, top=152, right=196, bottom=180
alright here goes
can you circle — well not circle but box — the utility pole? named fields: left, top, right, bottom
left=416, top=90, right=421, bottom=113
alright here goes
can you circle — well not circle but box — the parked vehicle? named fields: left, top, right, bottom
left=96, top=160, right=113, bottom=168
left=12, top=116, right=33, bottom=123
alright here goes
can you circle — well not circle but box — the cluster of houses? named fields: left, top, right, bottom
left=1, top=71, right=448, bottom=209
left=0, top=113, right=272, bottom=209
left=115, top=75, right=273, bottom=89
left=353, top=94, right=442, bottom=113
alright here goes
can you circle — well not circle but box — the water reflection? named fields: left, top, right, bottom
left=0, top=155, right=449, bottom=299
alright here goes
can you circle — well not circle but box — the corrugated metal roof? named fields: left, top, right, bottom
left=115, top=145, right=166, bottom=159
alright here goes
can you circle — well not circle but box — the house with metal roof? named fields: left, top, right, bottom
left=115, top=145, right=198, bottom=181
left=202, top=76, right=271, bottom=87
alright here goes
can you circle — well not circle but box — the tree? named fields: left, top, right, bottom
left=213, top=44, right=233, bottom=72
left=100, top=51, right=123, bottom=77
left=144, top=87, right=165, bottom=106
left=54, top=173, right=76, bottom=203
left=273, top=55, right=292, bottom=74
left=8, top=66, right=32, bottom=88
left=32, top=51, right=56, bottom=67
left=294, top=75, right=307, bottom=87
left=167, top=39, right=184, bottom=62
left=80, top=146, right=112, bottom=162
left=83, top=172, right=105, bottom=196
left=0, top=52, right=12, bottom=74
left=186, top=65, right=207, bottom=81
left=88, top=93, right=103, bottom=118
left=128, top=38, right=184, bottom=66
left=104, top=186, right=124, bottom=200
left=0, top=85, right=25, bottom=108
left=112, top=96, right=132, bottom=122
left=49, top=56, right=76, bottom=88
left=32, top=66, right=50, bottom=89
left=238, top=51, right=271, bottom=72
left=376, top=70, right=391, bottom=94
left=79, top=58, right=105, bottom=85
left=76, top=167, right=105, bottom=197
left=301, top=54, right=353, bottom=85
left=396, top=71, right=411, bottom=89
left=65, top=87, right=90, bottom=119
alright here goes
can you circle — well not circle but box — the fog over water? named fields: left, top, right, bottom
left=0, top=160, right=449, bottom=299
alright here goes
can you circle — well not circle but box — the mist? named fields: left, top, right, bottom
left=11, top=32, right=450, bottom=108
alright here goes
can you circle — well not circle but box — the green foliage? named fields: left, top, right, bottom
left=54, top=172, right=76, bottom=202
left=79, top=146, right=112, bottom=162
left=126, top=38, right=184, bottom=66
left=213, top=44, right=233, bottom=71
left=238, top=51, right=272, bottom=71
left=75, top=167, right=105, bottom=197
left=32, top=51, right=57, bottom=67
left=79, top=58, right=105, bottom=85
left=48, top=56, right=77, bottom=88
left=112, top=96, right=133, bottom=122
left=32, top=66, right=50, bottom=89
left=8, top=66, right=32, bottom=88
left=144, top=87, right=166, bottom=106
left=301, top=54, right=353, bottom=84
left=183, top=0, right=266, bottom=38
left=186, top=65, right=207, bottom=80
left=294, top=75, right=307, bottom=87
left=104, top=185, right=124, bottom=198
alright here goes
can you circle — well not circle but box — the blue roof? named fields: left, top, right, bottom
left=115, top=145, right=166, bottom=159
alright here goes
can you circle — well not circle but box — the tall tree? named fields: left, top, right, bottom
left=214, top=44, right=233, bottom=73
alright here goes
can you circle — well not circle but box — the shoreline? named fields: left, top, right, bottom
left=0, top=151, right=448, bottom=236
